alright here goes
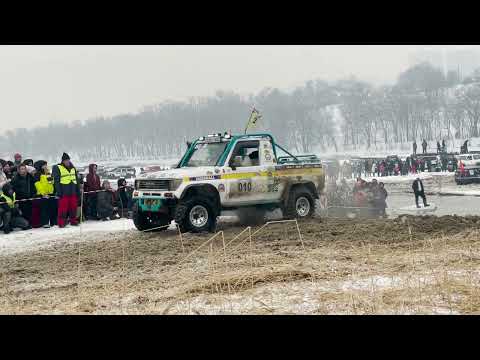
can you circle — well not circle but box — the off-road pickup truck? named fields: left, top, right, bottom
left=132, top=133, right=325, bottom=233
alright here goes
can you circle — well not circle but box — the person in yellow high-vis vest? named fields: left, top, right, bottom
left=52, top=153, right=80, bottom=228
left=0, top=183, right=31, bottom=234
left=34, top=160, right=58, bottom=228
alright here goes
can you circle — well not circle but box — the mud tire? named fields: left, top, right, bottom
left=174, top=196, right=217, bottom=233
left=283, top=186, right=316, bottom=220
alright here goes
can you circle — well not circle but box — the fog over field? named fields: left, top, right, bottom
left=1, top=45, right=480, bottom=162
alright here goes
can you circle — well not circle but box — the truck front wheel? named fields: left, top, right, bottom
left=132, top=202, right=170, bottom=231
left=174, top=196, right=217, bottom=233
left=283, top=187, right=316, bottom=219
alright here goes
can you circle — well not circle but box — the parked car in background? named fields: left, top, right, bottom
left=455, top=166, right=480, bottom=185
left=106, top=166, right=136, bottom=179
left=139, top=165, right=171, bottom=175
left=456, top=153, right=480, bottom=169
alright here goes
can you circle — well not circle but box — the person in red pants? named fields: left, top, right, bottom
left=52, top=153, right=80, bottom=228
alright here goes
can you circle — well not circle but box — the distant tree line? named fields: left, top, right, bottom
left=1, top=62, right=480, bottom=162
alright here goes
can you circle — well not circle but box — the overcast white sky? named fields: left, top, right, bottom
left=0, top=45, right=478, bottom=131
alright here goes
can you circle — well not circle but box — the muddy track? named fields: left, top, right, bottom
left=1, top=215, right=480, bottom=314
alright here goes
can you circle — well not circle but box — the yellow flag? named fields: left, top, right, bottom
left=244, top=108, right=262, bottom=133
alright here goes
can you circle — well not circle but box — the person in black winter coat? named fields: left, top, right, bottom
left=10, top=164, right=36, bottom=224
left=117, top=178, right=133, bottom=218
left=97, top=180, right=120, bottom=221
left=0, top=183, right=31, bottom=234
left=412, top=177, right=429, bottom=208
left=375, top=182, right=388, bottom=217
left=422, top=139, right=427, bottom=154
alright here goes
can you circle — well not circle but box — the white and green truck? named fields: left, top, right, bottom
left=132, top=133, right=325, bottom=233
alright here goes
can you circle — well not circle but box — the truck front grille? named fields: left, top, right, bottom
left=136, top=179, right=170, bottom=191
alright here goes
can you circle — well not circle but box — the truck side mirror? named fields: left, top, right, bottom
left=230, top=156, right=242, bottom=170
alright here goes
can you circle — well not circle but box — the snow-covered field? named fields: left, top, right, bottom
left=0, top=219, right=136, bottom=256
left=359, top=171, right=455, bottom=184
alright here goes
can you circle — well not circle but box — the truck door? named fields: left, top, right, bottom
left=223, top=138, right=283, bottom=206
left=259, top=138, right=284, bottom=202
left=223, top=140, right=267, bottom=206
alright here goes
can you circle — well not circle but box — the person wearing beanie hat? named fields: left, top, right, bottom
left=11, top=163, right=36, bottom=224
left=33, top=160, right=47, bottom=173
left=52, top=152, right=80, bottom=228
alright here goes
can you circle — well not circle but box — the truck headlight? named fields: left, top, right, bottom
left=170, top=179, right=183, bottom=191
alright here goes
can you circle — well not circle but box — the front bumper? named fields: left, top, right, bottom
left=132, top=191, right=178, bottom=212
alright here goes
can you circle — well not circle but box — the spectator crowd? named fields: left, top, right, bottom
left=324, top=139, right=464, bottom=182
left=329, top=154, right=456, bottom=181
left=327, top=178, right=388, bottom=218
left=0, top=152, right=134, bottom=234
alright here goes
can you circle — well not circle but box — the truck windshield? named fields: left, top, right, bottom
left=183, top=142, right=229, bottom=167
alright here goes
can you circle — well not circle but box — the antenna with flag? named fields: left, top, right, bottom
left=244, top=107, right=262, bottom=134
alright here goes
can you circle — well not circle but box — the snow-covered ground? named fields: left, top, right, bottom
left=0, top=216, right=242, bottom=257
left=0, top=219, right=137, bottom=256
left=437, top=187, right=480, bottom=196
left=362, top=171, right=455, bottom=184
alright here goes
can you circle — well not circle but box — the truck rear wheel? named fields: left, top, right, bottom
left=132, top=202, right=169, bottom=231
left=283, top=187, right=316, bottom=219
left=174, top=196, right=217, bottom=233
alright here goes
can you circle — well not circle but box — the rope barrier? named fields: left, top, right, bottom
left=0, top=185, right=132, bottom=205
left=0, top=182, right=134, bottom=232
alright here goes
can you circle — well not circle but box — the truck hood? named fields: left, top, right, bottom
left=137, top=166, right=220, bottom=180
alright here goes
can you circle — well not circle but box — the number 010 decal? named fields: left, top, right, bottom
left=238, top=182, right=252, bottom=192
